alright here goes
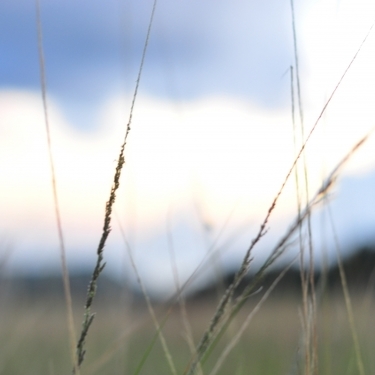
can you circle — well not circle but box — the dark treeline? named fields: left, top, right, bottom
left=1, top=245, right=374, bottom=304
left=189, top=245, right=375, bottom=302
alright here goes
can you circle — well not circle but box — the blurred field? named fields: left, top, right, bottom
left=1, top=281, right=374, bottom=375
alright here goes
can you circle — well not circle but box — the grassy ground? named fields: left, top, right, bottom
left=0, top=288, right=373, bottom=375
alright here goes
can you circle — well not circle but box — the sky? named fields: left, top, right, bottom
left=1, top=0, right=375, bottom=296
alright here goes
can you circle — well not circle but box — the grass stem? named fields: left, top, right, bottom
left=35, top=1, right=78, bottom=373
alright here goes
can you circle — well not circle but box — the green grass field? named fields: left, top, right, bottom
left=1, top=288, right=373, bottom=375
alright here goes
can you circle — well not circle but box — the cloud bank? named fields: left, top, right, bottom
left=1, top=84, right=375, bottom=293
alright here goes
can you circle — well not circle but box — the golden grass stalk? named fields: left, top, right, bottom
left=290, top=1, right=319, bottom=371
left=35, top=1, right=78, bottom=373
left=75, top=0, right=158, bottom=370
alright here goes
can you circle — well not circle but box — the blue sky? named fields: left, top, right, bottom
left=0, top=0, right=294, bottom=127
left=1, top=0, right=375, bottom=295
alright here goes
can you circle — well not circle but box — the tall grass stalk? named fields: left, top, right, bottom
left=290, top=2, right=319, bottom=371
left=290, top=63, right=312, bottom=375
left=290, top=62, right=311, bottom=374
left=35, top=1, right=78, bottom=373
left=75, top=0, right=158, bottom=370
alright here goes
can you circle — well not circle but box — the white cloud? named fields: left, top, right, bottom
left=1, top=83, right=375, bottom=285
